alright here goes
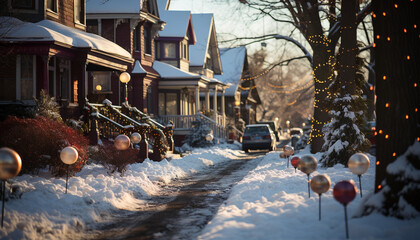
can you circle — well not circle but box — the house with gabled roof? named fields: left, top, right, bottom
left=215, top=46, right=261, bottom=130
left=85, top=0, right=163, bottom=114
left=0, top=0, right=133, bottom=119
left=154, top=0, right=228, bottom=146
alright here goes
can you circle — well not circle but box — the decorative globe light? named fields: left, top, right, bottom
left=311, top=174, right=331, bottom=221
left=114, top=134, right=131, bottom=150
left=290, top=156, right=301, bottom=172
left=279, top=151, right=285, bottom=159
left=60, top=146, right=78, bottom=165
left=348, top=153, right=370, bottom=197
left=333, top=180, right=357, bottom=238
left=0, top=147, right=22, bottom=180
left=348, top=153, right=370, bottom=175
left=284, top=146, right=294, bottom=156
left=298, top=155, right=318, bottom=198
left=311, top=174, right=331, bottom=195
left=96, top=84, right=102, bottom=91
left=119, top=72, right=131, bottom=83
left=298, top=155, right=318, bottom=174
left=130, top=132, right=142, bottom=144
left=205, top=133, right=214, bottom=142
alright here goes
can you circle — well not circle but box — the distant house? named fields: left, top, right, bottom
left=155, top=0, right=228, bottom=146
left=215, top=47, right=261, bottom=130
left=86, top=0, right=163, bottom=114
left=0, top=0, right=133, bottom=119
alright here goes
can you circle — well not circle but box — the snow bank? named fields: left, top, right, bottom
left=0, top=144, right=240, bottom=239
left=198, top=146, right=420, bottom=240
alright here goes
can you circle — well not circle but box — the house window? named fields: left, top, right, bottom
left=13, top=55, right=36, bottom=101
left=158, top=92, right=178, bottom=115
left=74, top=0, right=85, bottom=25
left=146, top=85, right=154, bottom=114
left=11, top=0, right=35, bottom=9
left=134, top=24, right=140, bottom=52
left=163, top=43, right=176, bottom=58
left=48, top=57, right=56, bottom=97
left=58, top=59, right=70, bottom=100
left=92, top=72, right=111, bottom=92
left=144, top=26, right=152, bottom=55
left=86, top=19, right=98, bottom=34
left=46, top=0, right=57, bottom=12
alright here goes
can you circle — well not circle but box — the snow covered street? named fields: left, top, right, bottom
left=1, top=143, right=419, bottom=240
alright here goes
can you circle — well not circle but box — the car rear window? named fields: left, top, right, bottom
left=245, top=126, right=269, bottom=134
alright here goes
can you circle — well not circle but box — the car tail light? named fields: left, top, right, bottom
left=263, top=135, right=271, bottom=139
left=243, top=136, right=251, bottom=140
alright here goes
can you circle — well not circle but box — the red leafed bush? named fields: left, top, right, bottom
left=0, top=116, right=89, bottom=176
left=89, top=141, right=141, bottom=175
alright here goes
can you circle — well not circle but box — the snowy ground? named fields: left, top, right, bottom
left=1, top=143, right=419, bottom=240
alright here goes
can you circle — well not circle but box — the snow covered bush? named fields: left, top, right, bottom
left=358, top=141, right=420, bottom=219
left=0, top=116, right=89, bottom=176
left=183, top=119, right=215, bottom=148
left=89, top=141, right=140, bottom=175
left=35, top=89, right=62, bottom=122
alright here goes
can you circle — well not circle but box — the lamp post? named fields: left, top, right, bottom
left=119, top=72, right=131, bottom=103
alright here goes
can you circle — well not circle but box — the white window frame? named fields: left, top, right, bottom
left=74, top=0, right=85, bottom=26
left=16, top=55, right=36, bottom=103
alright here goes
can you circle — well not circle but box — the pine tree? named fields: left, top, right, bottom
left=321, top=51, right=371, bottom=167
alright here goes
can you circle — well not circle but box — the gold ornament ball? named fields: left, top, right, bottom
left=284, top=146, right=294, bottom=156
left=348, top=153, right=370, bottom=175
left=0, top=147, right=22, bottom=180
left=205, top=133, right=214, bottom=142
left=60, top=146, right=79, bottom=165
left=298, top=155, right=318, bottom=174
left=114, top=134, right=131, bottom=150
left=130, top=132, right=142, bottom=144
left=311, top=174, right=331, bottom=194
left=279, top=151, right=285, bottom=159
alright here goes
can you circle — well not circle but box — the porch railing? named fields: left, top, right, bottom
left=158, top=114, right=227, bottom=140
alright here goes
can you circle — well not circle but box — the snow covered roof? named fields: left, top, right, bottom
left=0, top=17, right=132, bottom=60
left=86, top=0, right=143, bottom=14
left=215, top=47, right=247, bottom=96
left=132, top=60, right=147, bottom=74
left=158, top=10, right=194, bottom=40
left=153, top=60, right=200, bottom=79
left=189, top=14, right=212, bottom=67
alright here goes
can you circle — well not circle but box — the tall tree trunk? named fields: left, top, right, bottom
left=373, top=0, right=420, bottom=191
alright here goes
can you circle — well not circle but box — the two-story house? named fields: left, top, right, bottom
left=0, top=0, right=133, bottom=119
left=85, top=0, right=164, bottom=115
left=215, top=46, right=261, bottom=130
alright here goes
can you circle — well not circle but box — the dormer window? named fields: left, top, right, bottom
left=47, top=0, right=57, bottom=12
left=11, top=0, right=35, bottom=9
left=163, top=43, right=176, bottom=59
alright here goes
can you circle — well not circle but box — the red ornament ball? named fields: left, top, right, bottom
left=333, top=180, right=357, bottom=206
left=290, top=156, right=300, bottom=168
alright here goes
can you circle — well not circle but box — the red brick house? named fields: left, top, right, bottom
left=0, top=0, right=133, bottom=119
left=86, top=0, right=164, bottom=115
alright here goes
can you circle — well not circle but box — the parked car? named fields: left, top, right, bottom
left=258, top=121, right=280, bottom=141
left=242, top=124, right=277, bottom=152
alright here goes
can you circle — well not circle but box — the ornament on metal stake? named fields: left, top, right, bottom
left=130, top=132, right=142, bottom=148
left=60, top=146, right=78, bottom=194
left=333, top=180, right=357, bottom=239
left=114, top=134, right=131, bottom=150
left=284, top=146, right=294, bottom=168
left=298, top=155, right=317, bottom=198
left=310, top=174, right=331, bottom=221
left=0, top=147, right=22, bottom=227
left=290, top=156, right=300, bottom=173
left=279, top=151, right=285, bottom=159
left=348, top=153, right=370, bottom=198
